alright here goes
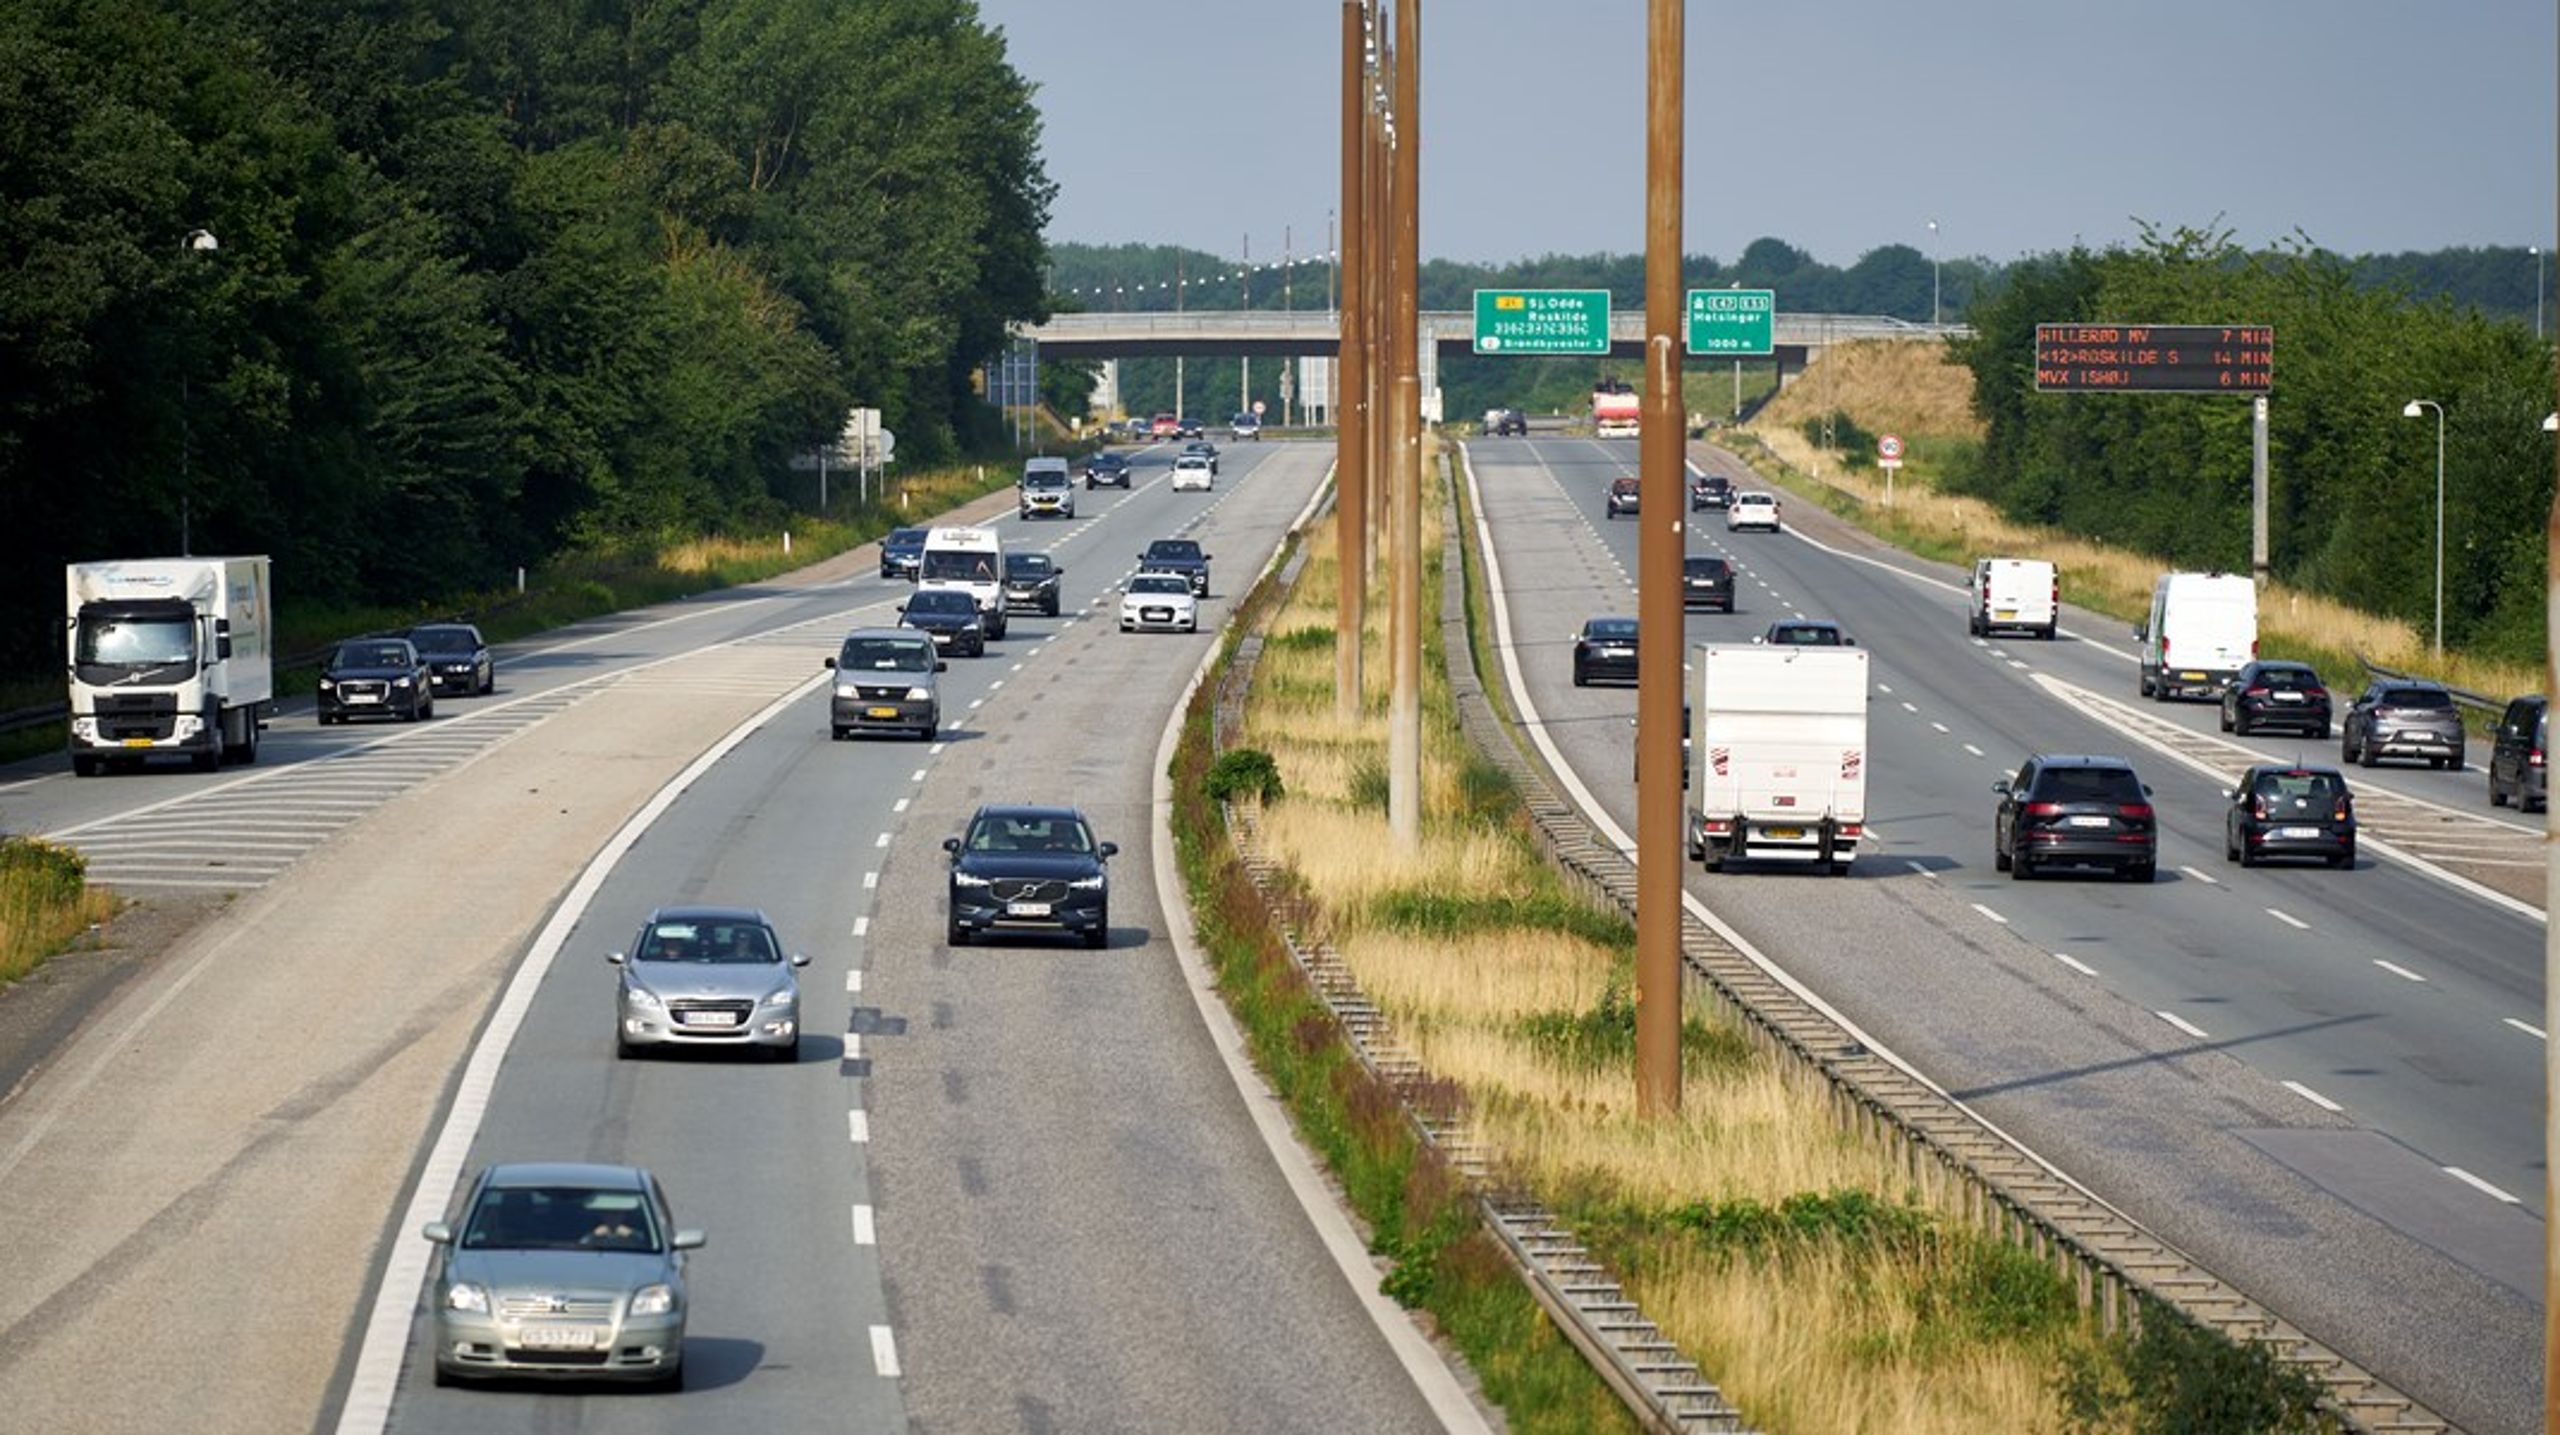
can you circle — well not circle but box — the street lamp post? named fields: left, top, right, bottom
left=2534, top=245, right=2545, bottom=341
left=1927, top=218, right=1941, bottom=327
left=2403, top=399, right=2445, bottom=656
left=179, top=228, right=219, bottom=555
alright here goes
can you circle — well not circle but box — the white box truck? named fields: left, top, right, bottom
left=1967, top=557, right=2058, bottom=639
left=2137, top=571, right=2257, bottom=701
left=66, top=556, right=272, bottom=776
left=1685, top=644, right=1869, bottom=874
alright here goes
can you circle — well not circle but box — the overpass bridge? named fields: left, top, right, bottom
left=1019, top=310, right=1964, bottom=420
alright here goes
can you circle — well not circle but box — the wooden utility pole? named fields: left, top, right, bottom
left=1635, top=0, right=1686, bottom=1116
left=1367, top=23, right=1391, bottom=587
left=1335, top=0, right=1369, bottom=723
left=1387, top=0, right=1422, bottom=852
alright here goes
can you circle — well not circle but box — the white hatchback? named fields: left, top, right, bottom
left=1726, top=492, right=1782, bottom=532
left=1170, top=455, right=1215, bottom=492
left=1120, top=572, right=1200, bottom=632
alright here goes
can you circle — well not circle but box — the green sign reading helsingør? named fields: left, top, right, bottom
left=1686, top=289, right=1775, bottom=356
left=1473, top=289, right=1612, bottom=355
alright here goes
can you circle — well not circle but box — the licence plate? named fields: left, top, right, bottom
left=1006, top=901, right=1052, bottom=917
left=2273, top=692, right=2303, bottom=702
left=2176, top=670, right=2206, bottom=681
left=349, top=693, right=381, bottom=703
left=121, top=737, right=154, bottom=748
left=1763, top=826, right=1804, bottom=841
left=2066, top=816, right=2111, bottom=828
left=866, top=707, right=900, bottom=719
left=2278, top=826, right=2323, bottom=839
left=682, top=1011, right=739, bottom=1027
left=1994, top=609, right=2016, bottom=619
left=517, top=1325, right=603, bottom=1350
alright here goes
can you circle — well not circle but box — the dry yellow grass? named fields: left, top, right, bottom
left=658, top=532, right=785, bottom=574
left=0, top=842, right=119, bottom=984
left=1255, top=799, right=1518, bottom=905
left=1339, top=927, right=1619, bottom=1026
left=1744, top=344, right=2542, bottom=701
left=1642, top=1241, right=2069, bottom=1435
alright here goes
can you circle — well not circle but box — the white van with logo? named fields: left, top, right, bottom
left=2137, top=572, right=2257, bottom=701
left=1968, top=557, right=2058, bottom=639
left=918, top=526, right=1008, bottom=639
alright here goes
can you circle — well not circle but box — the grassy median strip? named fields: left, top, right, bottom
left=1182, top=442, right=2331, bottom=1431
left=0, top=838, right=118, bottom=986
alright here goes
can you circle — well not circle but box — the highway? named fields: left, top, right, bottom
left=0, top=441, right=1460, bottom=1433
left=1463, top=434, right=2543, bottom=1435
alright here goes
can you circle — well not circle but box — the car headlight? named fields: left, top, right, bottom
left=836, top=684, right=859, bottom=699
left=904, top=686, right=932, bottom=701
left=393, top=677, right=412, bottom=688
left=1068, top=875, right=1107, bottom=890
left=629, top=1283, right=676, bottom=1317
left=317, top=678, right=335, bottom=692
left=760, top=986, right=797, bottom=1008
left=624, top=986, right=665, bottom=1012
left=445, top=1282, right=489, bottom=1314
left=952, top=872, right=993, bottom=888
left=173, top=715, right=204, bottom=738
left=70, top=717, right=97, bottom=739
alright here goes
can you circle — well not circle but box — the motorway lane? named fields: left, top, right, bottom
left=381, top=440, right=1450, bottom=1432
left=1467, top=435, right=2540, bottom=1433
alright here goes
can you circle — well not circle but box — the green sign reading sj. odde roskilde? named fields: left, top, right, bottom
left=1686, top=289, right=1775, bottom=356
left=1473, top=289, right=1611, bottom=355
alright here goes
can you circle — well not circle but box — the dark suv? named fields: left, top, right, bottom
left=1605, top=477, right=1640, bottom=519
left=1137, top=538, right=1210, bottom=596
left=2219, top=660, right=2330, bottom=737
left=319, top=638, right=434, bottom=724
left=2224, top=763, right=2355, bottom=868
left=1680, top=556, right=1735, bottom=612
left=1688, top=473, right=1732, bottom=511
left=1488, top=407, right=1527, bottom=437
left=1084, top=452, right=1133, bottom=489
left=2490, top=694, right=2547, bottom=811
left=944, top=805, right=1117, bottom=948
left=406, top=622, right=494, bottom=697
left=2342, top=681, right=2465, bottom=770
left=1002, top=551, right=1063, bottom=616
left=1993, top=755, right=2157, bottom=882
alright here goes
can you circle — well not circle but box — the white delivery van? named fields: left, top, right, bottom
left=1686, top=643, right=1868, bottom=874
left=2137, top=572, right=2257, bottom=701
left=917, top=526, right=1008, bottom=639
left=1968, top=557, right=2058, bottom=639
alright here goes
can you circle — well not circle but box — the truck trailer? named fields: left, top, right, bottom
left=1686, top=643, right=1868, bottom=874
left=1591, top=383, right=1640, bottom=439
left=66, top=556, right=272, bottom=775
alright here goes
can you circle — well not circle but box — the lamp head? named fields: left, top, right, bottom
left=2401, top=400, right=2425, bottom=419
left=183, top=228, right=218, bottom=253
left=2544, top=412, right=2557, bottom=432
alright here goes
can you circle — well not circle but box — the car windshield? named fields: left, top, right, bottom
left=409, top=627, right=477, bottom=653
left=1006, top=555, right=1054, bottom=578
left=1769, top=625, right=1842, bottom=645
left=841, top=638, right=932, bottom=672
left=1025, top=473, right=1067, bottom=489
left=2382, top=687, right=2453, bottom=709
left=907, top=591, right=975, bottom=615
left=2255, top=667, right=2320, bottom=690
left=1147, top=541, right=1201, bottom=560
left=335, top=643, right=412, bottom=668
left=2253, top=770, right=2345, bottom=802
left=2036, top=766, right=2145, bottom=803
left=640, top=919, right=779, bottom=964
left=918, top=549, right=998, bottom=584
left=888, top=528, right=927, bottom=546
left=77, top=615, right=195, bottom=666
left=1132, top=575, right=1189, bottom=594
left=1585, top=620, right=1637, bottom=640
left=1176, top=456, right=1208, bottom=468
left=1685, top=559, right=1728, bottom=577
left=967, top=815, right=1093, bottom=854
left=463, top=1184, right=661, bottom=1253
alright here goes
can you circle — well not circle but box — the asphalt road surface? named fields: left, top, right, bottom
left=0, top=441, right=1458, bottom=1434
left=1464, top=433, right=2541, bottom=1435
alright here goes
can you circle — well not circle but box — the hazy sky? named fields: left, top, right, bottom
left=973, top=1, right=2555, bottom=270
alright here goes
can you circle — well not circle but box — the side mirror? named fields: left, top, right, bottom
left=1203, top=554, right=1214, bottom=561
left=2133, top=624, right=2147, bottom=640
left=606, top=951, right=626, bottom=966
left=671, top=1229, right=707, bottom=1251
left=1991, top=780, right=2011, bottom=795
left=2142, top=784, right=2154, bottom=797
left=1844, top=637, right=1856, bottom=647
left=942, top=836, right=962, bottom=855
left=422, top=1221, right=454, bottom=1245
left=824, top=656, right=838, bottom=670
left=790, top=953, right=811, bottom=968
left=934, top=660, right=948, bottom=673
left=1751, top=635, right=1766, bottom=645
left=895, top=603, right=907, bottom=615
left=1098, top=841, right=1120, bottom=860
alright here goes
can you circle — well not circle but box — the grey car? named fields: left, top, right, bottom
left=609, top=907, right=809, bottom=1060
left=826, top=628, right=942, bottom=741
left=423, top=1162, right=703, bottom=1390
left=2342, top=681, right=2466, bottom=770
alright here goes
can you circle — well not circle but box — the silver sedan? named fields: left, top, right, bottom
left=424, top=1162, right=704, bottom=1389
left=609, top=906, right=809, bottom=1061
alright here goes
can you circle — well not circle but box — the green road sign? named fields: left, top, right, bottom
left=1473, top=289, right=1611, bottom=355
left=1687, top=289, right=1775, bottom=355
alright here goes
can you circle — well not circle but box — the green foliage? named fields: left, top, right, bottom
left=2059, top=1301, right=2336, bottom=1435
left=1515, top=981, right=1754, bottom=1075
left=0, top=836, right=89, bottom=909
left=1800, top=410, right=1878, bottom=469
left=1952, top=223, right=2554, bottom=659
left=1203, top=747, right=1285, bottom=804
left=1369, top=888, right=1632, bottom=947
left=1662, top=1189, right=1935, bottom=1254
left=1348, top=754, right=1390, bottom=812
left=1265, top=623, right=1337, bottom=652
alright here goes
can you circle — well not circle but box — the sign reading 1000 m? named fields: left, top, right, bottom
left=1686, top=288, right=1775, bottom=355
left=1473, top=289, right=1611, bottom=355
left=2034, top=324, right=2273, bottom=393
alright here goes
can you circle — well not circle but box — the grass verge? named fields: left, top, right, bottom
left=0, top=838, right=119, bottom=985
left=1191, top=437, right=2336, bottom=1430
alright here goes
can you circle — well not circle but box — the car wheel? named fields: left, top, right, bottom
left=2009, top=848, right=2032, bottom=880
left=831, top=725, right=849, bottom=741
left=433, top=1365, right=459, bottom=1389
left=192, top=748, right=220, bottom=773
left=1084, top=917, right=1107, bottom=950
left=770, top=1036, right=799, bottom=1065
left=2237, top=837, right=2258, bottom=868
left=1572, top=666, right=1588, bottom=688
left=2138, top=673, right=2153, bottom=699
left=2225, top=829, right=2239, bottom=863
left=2126, top=861, right=2157, bottom=883
left=1045, top=598, right=1059, bottom=617
left=2491, top=772, right=2509, bottom=806
left=2359, top=742, right=2378, bottom=769
left=480, top=672, right=495, bottom=695
left=946, top=919, right=968, bottom=947
left=919, top=721, right=937, bottom=742
left=653, top=1361, right=684, bottom=1394
left=1994, top=843, right=2011, bottom=872
left=2040, top=624, right=2057, bottom=640
left=615, top=1030, right=637, bottom=1060
left=2329, top=850, right=2353, bottom=869
left=2219, top=706, right=2233, bottom=732
left=71, top=754, right=98, bottom=778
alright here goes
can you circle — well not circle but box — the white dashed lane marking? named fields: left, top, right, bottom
left=2374, top=960, right=2428, bottom=983
left=871, top=1326, right=902, bottom=1378
left=2505, top=1018, right=2547, bottom=1040
left=2052, top=951, right=2097, bottom=976
left=2267, top=908, right=2310, bottom=930
left=2157, top=1011, right=2209, bottom=1040
left=2179, top=866, right=2220, bottom=886
left=2283, top=1080, right=2344, bottom=1112
left=852, top=1204, right=876, bottom=1245
left=2446, top=1167, right=2522, bottom=1204
left=845, top=968, right=863, bottom=991
left=1969, top=902, right=2008, bottom=925
left=847, top=1110, right=869, bottom=1143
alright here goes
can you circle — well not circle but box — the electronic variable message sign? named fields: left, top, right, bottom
left=2034, top=324, right=2272, bottom=393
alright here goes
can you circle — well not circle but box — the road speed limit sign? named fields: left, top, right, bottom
left=1877, top=433, right=1905, bottom=461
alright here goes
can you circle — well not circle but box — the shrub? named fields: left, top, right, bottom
left=1204, top=747, right=1285, bottom=803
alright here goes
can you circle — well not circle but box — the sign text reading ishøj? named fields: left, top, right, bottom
left=2034, top=324, right=2273, bottom=393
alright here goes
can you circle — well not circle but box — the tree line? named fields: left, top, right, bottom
left=1953, top=224, right=2553, bottom=663
left=0, top=0, right=1052, bottom=676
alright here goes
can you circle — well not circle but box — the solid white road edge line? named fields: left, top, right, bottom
left=2504, top=1018, right=2547, bottom=1040
left=2443, top=1167, right=2522, bottom=1204
left=1475, top=440, right=2154, bottom=1219
left=1147, top=466, right=1490, bottom=1433
left=333, top=667, right=831, bottom=1435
